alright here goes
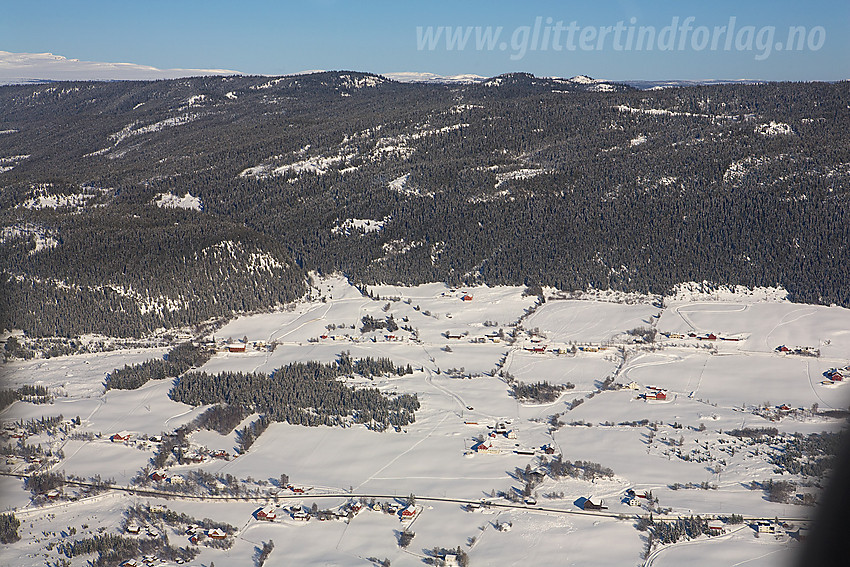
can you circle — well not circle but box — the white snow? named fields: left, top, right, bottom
left=494, top=167, right=546, bottom=189
left=757, top=121, right=794, bottom=136
left=19, top=185, right=106, bottom=210
left=110, top=113, right=200, bottom=145
left=589, top=83, right=617, bottom=92
left=0, top=223, right=58, bottom=254
left=0, top=154, right=29, bottom=173
left=185, top=94, right=207, bottom=107
left=331, top=217, right=388, bottom=236
left=382, top=72, right=486, bottom=84
left=153, top=191, right=203, bottom=211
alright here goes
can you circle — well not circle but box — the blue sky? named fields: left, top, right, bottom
left=3, top=0, right=848, bottom=80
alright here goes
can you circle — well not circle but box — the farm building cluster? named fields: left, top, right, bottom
left=774, top=344, right=820, bottom=357
left=821, top=365, right=850, bottom=385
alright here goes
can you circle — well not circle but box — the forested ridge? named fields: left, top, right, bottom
left=1, top=72, right=848, bottom=337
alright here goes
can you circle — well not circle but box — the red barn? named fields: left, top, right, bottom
left=401, top=505, right=417, bottom=518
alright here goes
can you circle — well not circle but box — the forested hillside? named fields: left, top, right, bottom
left=1, top=72, right=848, bottom=337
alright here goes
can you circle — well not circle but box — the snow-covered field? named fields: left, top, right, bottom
left=2, top=277, right=846, bottom=566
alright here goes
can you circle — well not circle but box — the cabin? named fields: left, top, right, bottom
left=257, top=506, right=276, bottom=521
left=149, top=470, right=167, bottom=482
left=776, top=345, right=790, bottom=352
left=111, top=432, right=131, bottom=443
left=474, top=442, right=499, bottom=454
left=830, top=372, right=844, bottom=382
left=126, top=523, right=140, bottom=534
left=708, top=520, right=725, bottom=534
left=446, top=332, right=464, bottom=339
left=227, top=343, right=246, bottom=353
left=461, top=294, right=473, bottom=302
left=292, top=511, right=310, bottom=521
left=583, top=497, right=606, bottom=510
left=207, top=528, right=227, bottom=539
left=444, top=554, right=459, bottom=567
left=46, top=489, right=61, bottom=499
left=525, top=346, right=546, bottom=353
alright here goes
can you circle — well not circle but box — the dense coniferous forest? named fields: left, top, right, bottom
left=1, top=72, right=848, bottom=337
left=105, top=342, right=212, bottom=390
left=170, top=355, right=419, bottom=430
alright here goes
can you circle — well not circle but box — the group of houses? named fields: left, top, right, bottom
left=253, top=499, right=413, bottom=524
left=212, top=339, right=273, bottom=353
left=823, top=366, right=850, bottom=384
left=149, top=470, right=185, bottom=485
left=185, top=525, right=227, bottom=544
left=751, top=521, right=810, bottom=540
left=662, top=332, right=742, bottom=342
left=641, top=386, right=669, bottom=402
left=470, top=421, right=519, bottom=454
left=775, top=345, right=820, bottom=357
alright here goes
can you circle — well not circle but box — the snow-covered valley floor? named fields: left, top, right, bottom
left=2, top=278, right=846, bottom=566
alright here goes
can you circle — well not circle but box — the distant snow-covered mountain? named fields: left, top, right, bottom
left=0, top=51, right=241, bottom=84
left=381, top=71, right=486, bottom=84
